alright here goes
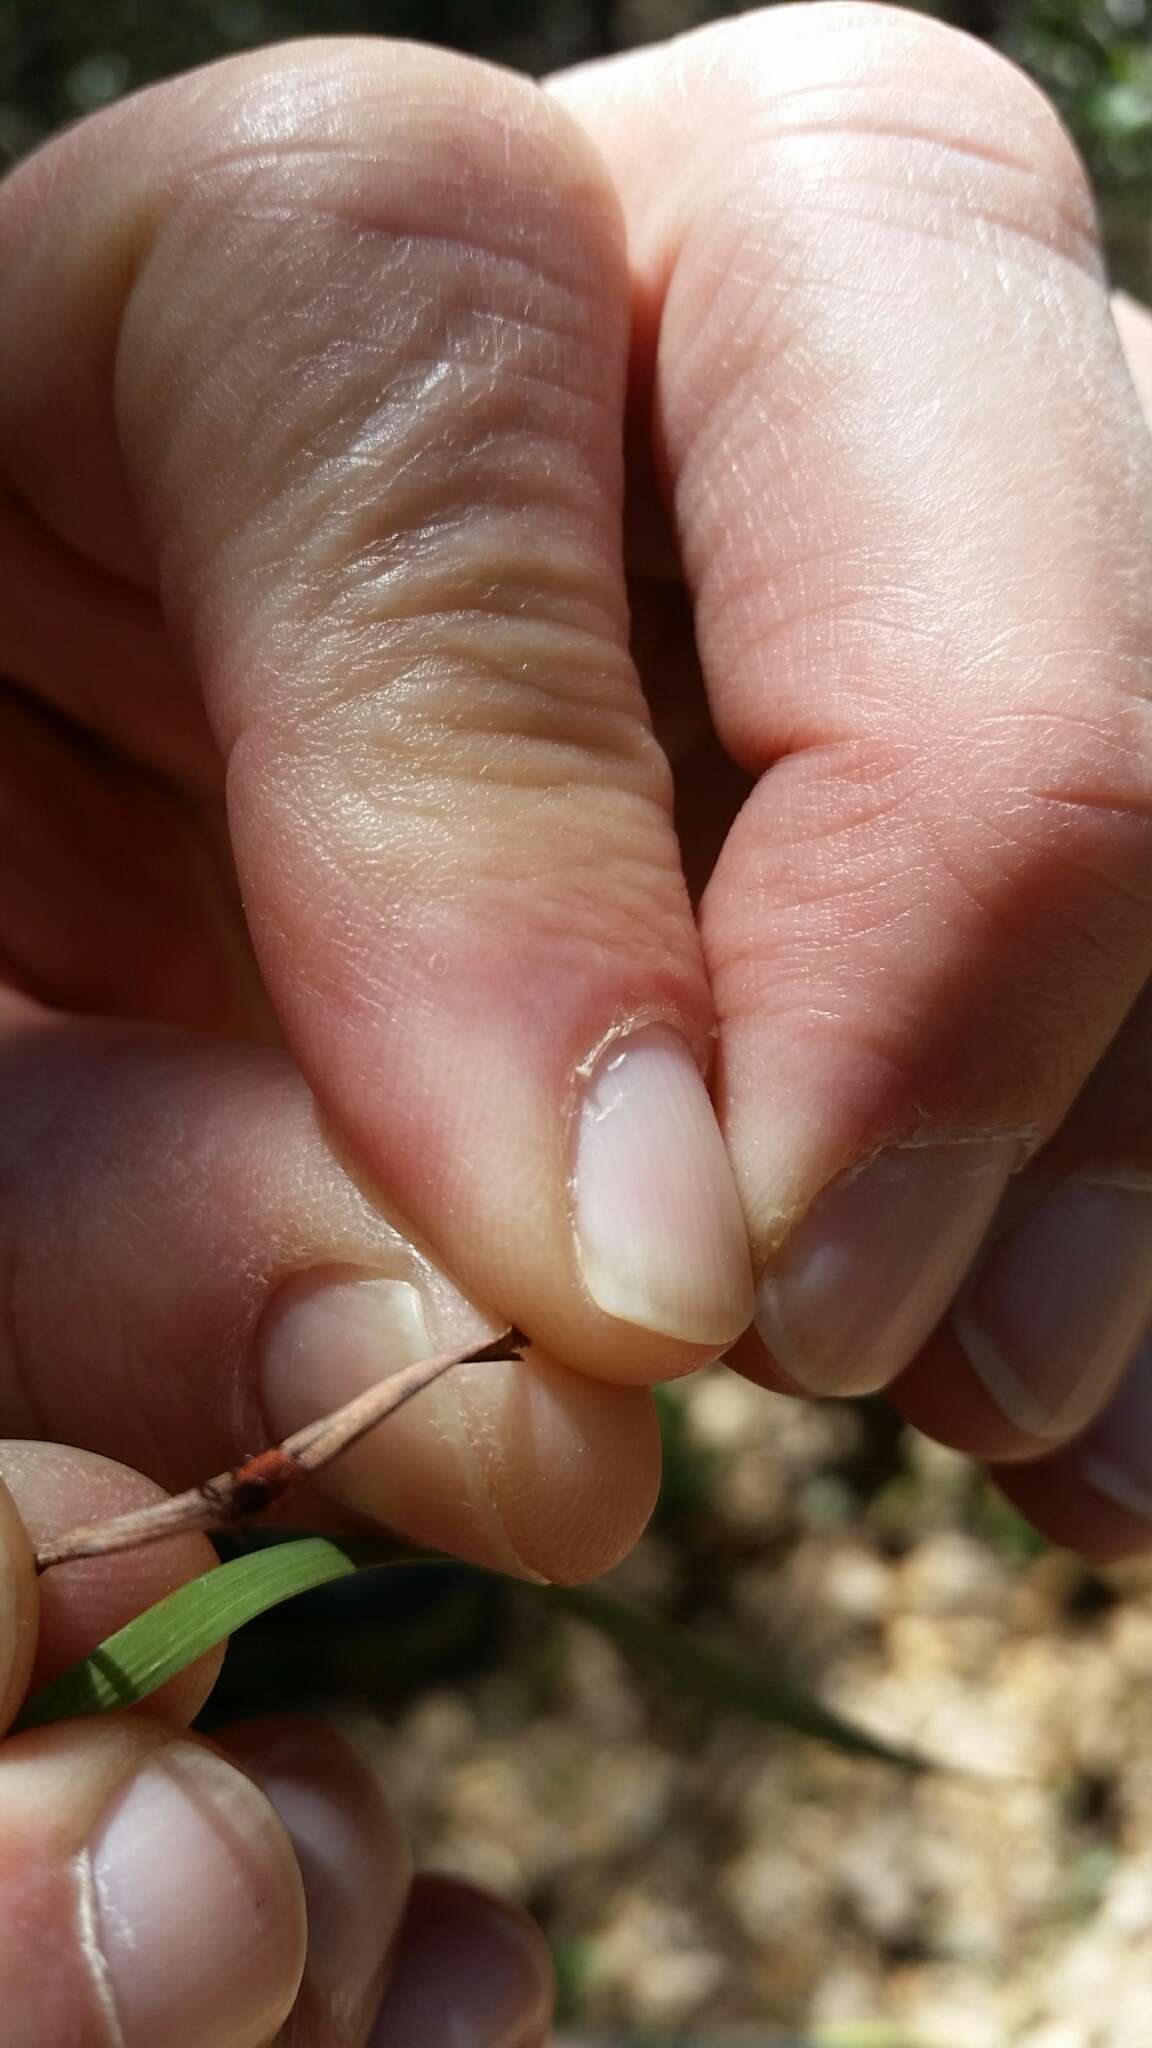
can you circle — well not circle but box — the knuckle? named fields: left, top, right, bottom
left=234, top=660, right=676, bottom=839
left=152, top=37, right=606, bottom=251
left=688, top=1, right=1098, bottom=272
left=729, top=682, right=1152, bottom=975
left=115, top=47, right=628, bottom=749
left=127, top=34, right=620, bottom=396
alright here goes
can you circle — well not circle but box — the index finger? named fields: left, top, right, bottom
left=553, top=4, right=1152, bottom=1406
left=0, top=39, right=752, bottom=1384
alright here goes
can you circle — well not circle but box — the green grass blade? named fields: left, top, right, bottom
left=550, top=1585, right=929, bottom=1772
left=16, top=1535, right=929, bottom=1773
left=15, top=1536, right=364, bottom=1731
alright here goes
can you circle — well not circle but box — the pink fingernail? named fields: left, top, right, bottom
left=259, top=1269, right=534, bottom=1576
left=84, top=1745, right=304, bottom=2048
left=573, top=1026, right=753, bottom=1345
left=954, top=1177, right=1152, bottom=1439
left=755, top=1138, right=1015, bottom=1394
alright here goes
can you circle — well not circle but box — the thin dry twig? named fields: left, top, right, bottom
left=35, top=1328, right=525, bottom=1572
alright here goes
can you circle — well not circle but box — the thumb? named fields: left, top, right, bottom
left=0, top=41, right=752, bottom=1385
left=0, top=1463, right=306, bottom=2048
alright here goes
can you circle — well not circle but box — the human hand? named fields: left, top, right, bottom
left=7, top=8, right=1152, bottom=2043
left=551, top=11, right=1152, bottom=1560
left=3, top=3, right=1152, bottom=1608
left=0, top=1448, right=555, bottom=2047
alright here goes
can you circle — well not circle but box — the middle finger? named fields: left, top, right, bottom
left=554, top=5, right=1152, bottom=1426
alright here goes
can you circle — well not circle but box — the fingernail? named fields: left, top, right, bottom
left=369, top=1875, right=553, bottom=2048
left=83, top=1744, right=305, bottom=2048
left=260, top=1270, right=533, bottom=1576
left=573, top=1025, right=753, bottom=1344
left=953, top=1175, right=1152, bottom=1440
left=261, top=1270, right=440, bottom=1428
left=236, top=1719, right=410, bottom=2035
left=755, top=1137, right=1016, bottom=1395
left=1081, top=1332, right=1152, bottom=1519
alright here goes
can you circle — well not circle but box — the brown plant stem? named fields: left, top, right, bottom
left=35, top=1329, right=525, bottom=1572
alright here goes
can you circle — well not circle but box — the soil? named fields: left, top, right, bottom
left=377, top=1371, right=1152, bottom=2048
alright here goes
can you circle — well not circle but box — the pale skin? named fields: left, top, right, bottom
left=4, top=6, right=1152, bottom=2041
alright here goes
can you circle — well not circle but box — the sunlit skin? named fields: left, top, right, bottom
left=4, top=7, right=1152, bottom=2042
left=36, top=1329, right=524, bottom=1569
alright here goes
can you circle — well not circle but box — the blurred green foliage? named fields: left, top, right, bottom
left=0, top=0, right=607, bottom=157
left=1003, top=0, right=1152, bottom=285
left=1006, top=0, right=1152, bottom=187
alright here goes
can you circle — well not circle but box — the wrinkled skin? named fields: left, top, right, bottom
left=4, top=8, right=1152, bottom=2041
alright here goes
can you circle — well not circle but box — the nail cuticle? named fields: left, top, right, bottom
left=572, top=1010, right=709, bottom=1086
left=753, top=1128, right=1028, bottom=1279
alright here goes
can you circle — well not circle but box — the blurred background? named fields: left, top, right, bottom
left=4, top=3, right=1152, bottom=2045
left=1, top=0, right=1151, bottom=290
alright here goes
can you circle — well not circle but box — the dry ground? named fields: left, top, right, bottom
left=377, top=1371, right=1152, bottom=2048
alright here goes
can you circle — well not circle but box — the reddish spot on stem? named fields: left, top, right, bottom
left=203, top=1447, right=301, bottom=1520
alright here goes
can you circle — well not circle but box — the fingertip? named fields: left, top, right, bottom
left=370, top=1874, right=554, bottom=2048
left=572, top=1026, right=754, bottom=1350
left=994, top=1452, right=1152, bottom=1567
left=893, top=1329, right=1049, bottom=1463
left=260, top=1268, right=661, bottom=1580
left=0, top=1444, right=223, bottom=1724
left=895, top=1307, right=1148, bottom=1472
left=749, top=1136, right=1017, bottom=1401
left=224, top=1715, right=411, bottom=2045
left=84, top=1738, right=305, bottom=2048
left=295, top=1344, right=661, bottom=1584
left=723, top=1321, right=810, bottom=1399
left=1002, top=1334, right=1152, bottom=1562
left=0, top=1721, right=306, bottom=2048
left=445, top=1351, right=664, bottom=1584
